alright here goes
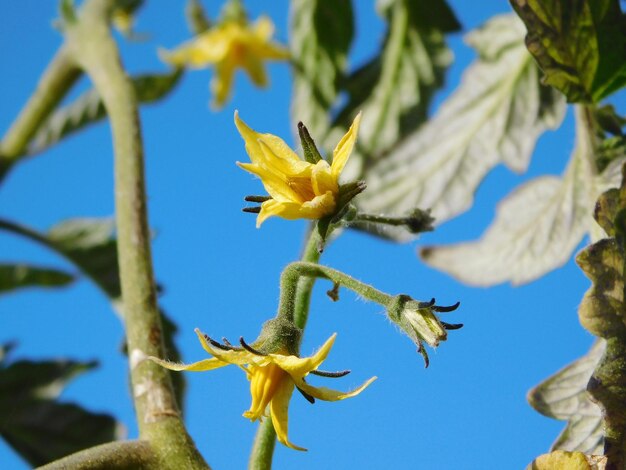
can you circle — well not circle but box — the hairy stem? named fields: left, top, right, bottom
left=0, top=46, right=81, bottom=163
left=62, top=1, right=208, bottom=468
left=248, top=224, right=321, bottom=470
left=37, top=440, right=156, bottom=470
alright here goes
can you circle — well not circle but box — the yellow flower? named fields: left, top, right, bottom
left=160, top=16, right=289, bottom=108
left=150, top=329, right=376, bottom=451
left=236, top=112, right=362, bottom=227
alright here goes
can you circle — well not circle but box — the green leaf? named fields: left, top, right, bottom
left=332, top=0, right=459, bottom=181
left=290, top=0, right=354, bottom=140
left=0, top=353, right=122, bottom=466
left=28, top=69, right=183, bottom=155
left=528, top=341, right=604, bottom=454
left=0, top=264, right=75, bottom=294
left=511, top=0, right=626, bottom=102
left=356, top=14, right=566, bottom=241
left=421, top=107, right=624, bottom=286
left=48, top=218, right=122, bottom=299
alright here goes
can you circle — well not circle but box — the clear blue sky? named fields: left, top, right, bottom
left=0, top=1, right=611, bottom=469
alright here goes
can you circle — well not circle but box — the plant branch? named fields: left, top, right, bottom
left=37, top=440, right=156, bottom=470
left=0, top=46, right=81, bottom=165
left=62, top=1, right=208, bottom=468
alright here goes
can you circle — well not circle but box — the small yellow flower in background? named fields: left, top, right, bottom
left=150, top=329, right=376, bottom=451
left=236, top=112, right=362, bottom=227
left=160, top=16, right=289, bottom=108
left=112, top=9, right=134, bottom=36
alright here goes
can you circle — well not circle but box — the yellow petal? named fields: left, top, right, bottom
left=298, top=192, right=336, bottom=219
left=311, top=160, right=338, bottom=197
left=528, top=450, right=593, bottom=470
left=296, top=376, right=377, bottom=402
left=271, top=334, right=336, bottom=377
left=211, top=60, right=236, bottom=109
left=148, top=356, right=227, bottom=372
left=269, top=380, right=307, bottom=451
left=244, top=54, right=268, bottom=87
left=253, top=16, right=275, bottom=40
left=257, top=140, right=311, bottom=180
left=256, top=199, right=303, bottom=227
left=237, top=162, right=301, bottom=203
left=193, top=329, right=268, bottom=366
left=160, top=31, right=229, bottom=68
left=331, top=112, right=361, bottom=178
left=234, top=112, right=303, bottom=169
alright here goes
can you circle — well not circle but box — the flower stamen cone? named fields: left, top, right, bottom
left=235, top=111, right=362, bottom=227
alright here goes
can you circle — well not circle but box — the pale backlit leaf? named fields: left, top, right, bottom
left=527, top=341, right=605, bottom=455
left=421, top=107, right=623, bottom=286
left=355, top=14, right=565, bottom=240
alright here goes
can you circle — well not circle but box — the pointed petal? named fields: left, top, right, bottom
left=237, top=161, right=300, bottom=203
left=269, top=380, right=307, bottom=451
left=257, top=199, right=304, bottom=227
left=148, top=356, right=228, bottom=372
left=253, top=16, right=275, bottom=40
left=331, top=112, right=361, bottom=178
left=159, top=30, right=228, bottom=68
left=244, top=54, right=268, bottom=87
left=258, top=140, right=311, bottom=180
left=311, top=160, right=338, bottom=197
left=211, top=60, right=236, bottom=109
left=296, top=376, right=377, bottom=402
left=234, top=112, right=303, bottom=168
left=271, top=334, right=336, bottom=378
left=194, top=329, right=268, bottom=366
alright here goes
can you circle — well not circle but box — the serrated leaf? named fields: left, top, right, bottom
left=528, top=341, right=604, bottom=454
left=0, top=353, right=122, bottom=466
left=421, top=107, right=624, bottom=286
left=511, top=0, right=626, bottom=103
left=0, top=264, right=75, bottom=294
left=290, top=0, right=353, bottom=139
left=28, top=69, right=183, bottom=155
left=355, top=14, right=566, bottom=241
left=333, top=0, right=459, bottom=182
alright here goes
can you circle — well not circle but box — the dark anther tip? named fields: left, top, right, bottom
left=239, top=337, right=266, bottom=356
left=433, top=301, right=461, bottom=313
left=244, top=195, right=271, bottom=203
left=441, top=321, right=464, bottom=330
left=297, top=121, right=304, bottom=129
left=242, top=207, right=262, bottom=214
left=296, top=386, right=315, bottom=404
left=310, top=369, right=351, bottom=378
left=204, top=334, right=232, bottom=351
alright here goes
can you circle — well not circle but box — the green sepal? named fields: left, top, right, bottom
left=297, top=122, right=324, bottom=164
left=254, top=317, right=303, bottom=356
left=186, top=0, right=211, bottom=35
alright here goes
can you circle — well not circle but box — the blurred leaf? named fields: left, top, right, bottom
left=0, top=353, right=122, bottom=466
left=0, top=358, right=96, bottom=400
left=0, top=264, right=75, bottom=294
left=48, top=218, right=121, bottom=299
left=511, top=0, right=626, bottom=103
left=28, top=69, right=183, bottom=155
left=185, top=0, right=211, bottom=35
left=592, top=105, right=626, bottom=172
left=334, top=0, right=459, bottom=181
left=528, top=341, right=604, bottom=454
left=421, top=107, right=624, bottom=286
left=290, top=0, right=354, bottom=139
left=354, top=15, right=566, bottom=241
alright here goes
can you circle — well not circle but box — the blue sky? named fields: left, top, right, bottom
left=0, top=1, right=615, bottom=469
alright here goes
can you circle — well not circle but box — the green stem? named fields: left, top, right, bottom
left=37, top=440, right=156, bottom=470
left=63, top=1, right=208, bottom=468
left=279, top=262, right=393, bottom=323
left=248, top=224, right=321, bottom=470
left=0, top=46, right=81, bottom=162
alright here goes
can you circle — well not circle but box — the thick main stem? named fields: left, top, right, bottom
left=38, top=440, right=156, bottom=470
left=65, top=1, right=207, bottom=468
